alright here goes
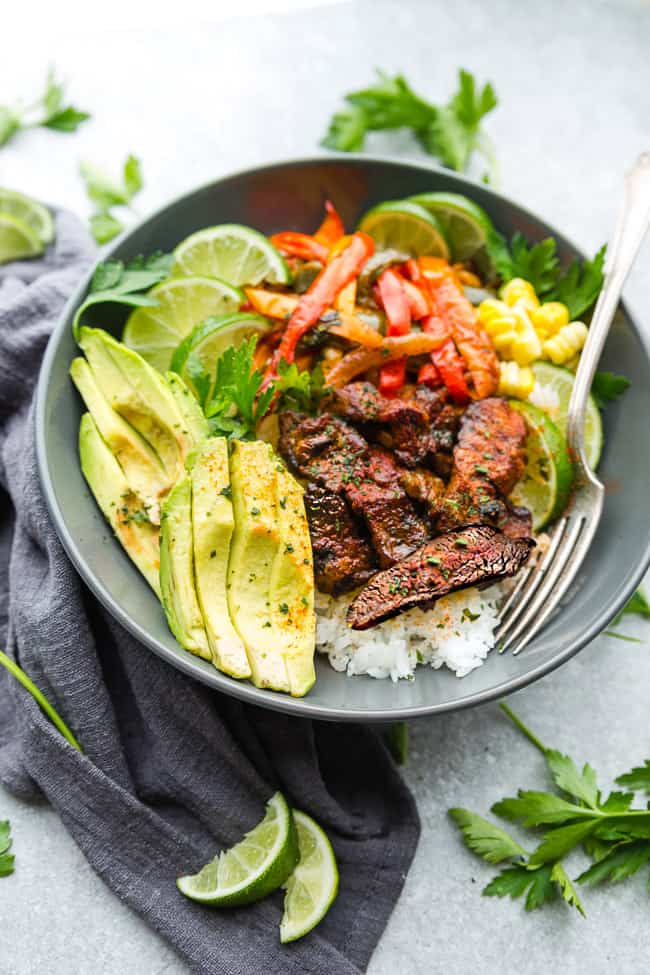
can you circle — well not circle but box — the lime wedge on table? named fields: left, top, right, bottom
left=357, top=200, right=450, bottom=259
left=171, top=312, right=272, bottom=391
left=0, top=189, right=54, bottom=245
left=177, top=792, right=299, bottom=907
left=280, top=809, right=339, bottom=943
left=508, top=400, right=574, bottom=531
left=530, top=361, right=603, bottom=470
left=408, top=192, right=493, bottom=263
left=122, top=276, right=244, bottom=373
left=0, top=214, right=43, bottom=264
left=172, top=224, right=290, bottom=286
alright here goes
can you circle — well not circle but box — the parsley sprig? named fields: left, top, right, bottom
left=323, top=68, right=498, bottom=181
left=181, top=336, right=327, bottom=439
left=451, top=703, right=650, bottom=916
left=80, top=155, right=144, bottom=244
left=0, top=820, right=14, bottom=878
left=0, top=68, right=90, bottom=149
left=72, top=252, right=173, bottom=338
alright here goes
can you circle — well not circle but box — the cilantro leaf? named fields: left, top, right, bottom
left=550, top=862, right=585, bottom=916
left=577, top=841, right=650, bottom=887
left=0, top=68, right=90, bottom=149
left=321, top=105, right=368, bottom=152
left=612, top=587, right=650, bottom=627
left=616, top=760, right=650, bottom=795
left=449, top=808, right=528, bottom=863
left=591, top=370, right=631, bottom=409
left=72, top=252, right=173, bottom=337
left=322, top=68, right=498, bottom=177
left=549, top=244, right=606, bottom=319
left=491, top=791, right=589, bottom=827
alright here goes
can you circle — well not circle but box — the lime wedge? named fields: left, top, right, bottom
left=530, top=361, right=603, bottom=470
left=171, top=312, right=273, bottom=394
left=357, top=200, right=450, bottom=259
left=177, top=792, right=299, bottom=907
left=508, top=400, right=574, bottom=531
left=408, top=192, right=493, bottom=263
left=173, top=224, right=289, bottom=286
left=280, top=810, right=339, bottom=943
left=0, top=213, right=43, bottom=264
left=122, top=275, right=244, bottom=373
left=0, top=188, right=54, bottom=245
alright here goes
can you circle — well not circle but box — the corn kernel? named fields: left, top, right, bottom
left=477, top=298, right=510, bottom=325
left=543, top=321, right=588, bottom=364
left=498, top=361, right=535, bottom=399
left=484, top=313, right=519, bottom=338
left=510, top=327, right=543, bottom=365
left=500, top=278, right=540, bottom=310
left=531, top=302, right=570, bottom=338
left=492, top=331, right=518, bottom=356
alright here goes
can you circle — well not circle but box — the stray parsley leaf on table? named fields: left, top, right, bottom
left=450, top=703, right=650, bottom=917
left=591, top=369, right=631, bottom=408
left=0, top=820, right=14, bottom=877
left=322, top=68, right=499, bottom=181
left=0, top=67, right=90, bottom=148
left=80, top=154, right=144, bottom=244
left=72, top=252, right=173, bottom=338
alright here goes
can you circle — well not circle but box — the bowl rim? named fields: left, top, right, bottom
left=35, top=152, right=650, bottom=722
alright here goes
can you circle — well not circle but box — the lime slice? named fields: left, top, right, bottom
left=122, top=275, right=244, bottom=373
left=0, top=213, right=43, bottom=264
left=173, top=224, right=289, bottom=286
left=357, top=200, right=450, bottom=259
left=171, top=312, right=272, bottom=393
left=280, top=809, right=339, bottom=943
left=530, top=361, right=603, bottom=470
left=177, top=792, right=299, bottom=907
left=0, top=188, right=54, bottom=245
left=508, top=400, right=574, bottom=531
left=408, top=192, right=493, bottom=263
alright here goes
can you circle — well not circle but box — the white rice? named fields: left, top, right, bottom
left=315, top=584, right=504, bottom=682
left=528, top=381, right=561, bottom=420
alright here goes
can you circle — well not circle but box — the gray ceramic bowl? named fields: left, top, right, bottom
left=36, top=155, right=650, bottom=721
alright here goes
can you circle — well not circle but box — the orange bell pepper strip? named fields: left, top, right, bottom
left=245, top=288, right=298, bottom=320
left=269, top=232, right=330, bottom=264
left=314, top=199, right=345, bottom=248
left=264, top=231, right=375, bottom=382
left=375, top=268, right=411, bottom=396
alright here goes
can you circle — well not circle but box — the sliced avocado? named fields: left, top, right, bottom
left=190, top=438, right=251, bottom=679
left=159, top=475, right=210, bottom=660
left=77, top=328, right=197, bottom=479
left=270, top=463, right=316, bottom=697
left=227, top=440, right=290, bottom=693
left=79, top=412, right=161, bottom=597
left=71, top=357, right=171, bottom=524
left=165, top=371, right=209, bottom=446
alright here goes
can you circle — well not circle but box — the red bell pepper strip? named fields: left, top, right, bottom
left=417, top=360, right=442, bottom=388
left=269, top=232, right=330, bottom=264
left=264, top=231, right=374, bottom=382
left=400, top=276, right=430, bottom=320
left=375, top=268, right=411, bottom=396
left=314, top=200, right=345, bottom=248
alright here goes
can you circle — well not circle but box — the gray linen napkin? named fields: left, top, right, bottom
left=0, top=210, right=420, bottom=975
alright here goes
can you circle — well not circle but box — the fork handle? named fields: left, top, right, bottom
left=566, top=152, right=650, bottom=460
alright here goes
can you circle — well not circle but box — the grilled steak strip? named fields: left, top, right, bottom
left=347, top=526, right=535, bottom=629
left=278, top=411, right=430, bottom=567
left=303, top=484, right=376, bottom=594
left=438, top=398, right=528, bottom=533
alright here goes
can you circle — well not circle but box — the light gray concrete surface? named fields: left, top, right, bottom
left=2, top=0, right=650, bottom=972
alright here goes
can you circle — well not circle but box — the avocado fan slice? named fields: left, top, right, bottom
left=79, top=413, right=162, bottom=597
left=164, top=371, right=209, bottom=446
left=227, top=440, right=291, bottom=693
left=190, top=438, right=251, bottom=679
left=270, top=463, right=316, bottom=698
left=159, top=475, right=211, bottom=660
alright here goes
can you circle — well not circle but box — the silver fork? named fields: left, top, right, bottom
left=497, top=151, right=650, bottom=656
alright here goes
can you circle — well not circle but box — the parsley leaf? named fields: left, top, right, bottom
left=0, top=67, right=90, bottom=148
left=549, top=244, right=606, bottom=319
left=612, top=587, right=650, bottom=626
left=551, top=862, right=586, bottom=916
left=616, top=760, right=650, bottom=795
left=591, top=370, right=631, bottom=409
left=491, top=791, right=589, bottom=827
left=80, top=155, right=144, bottom=244
left=72, top=252, right=173, bottom=338
left=496, top=233, right=560, bottom=297
left=323, top=68, right=498, bottom=178
left=203, top=337, right=273, bottom=440
left=0, top=820, right=14, bottom=878
left=483, top=864, right=533, bottom=900
left=577, top=841, right=650, bottom=887
left=448, top=808, right=528, bottom=863
left=275, top=360, right=327, bottom=413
